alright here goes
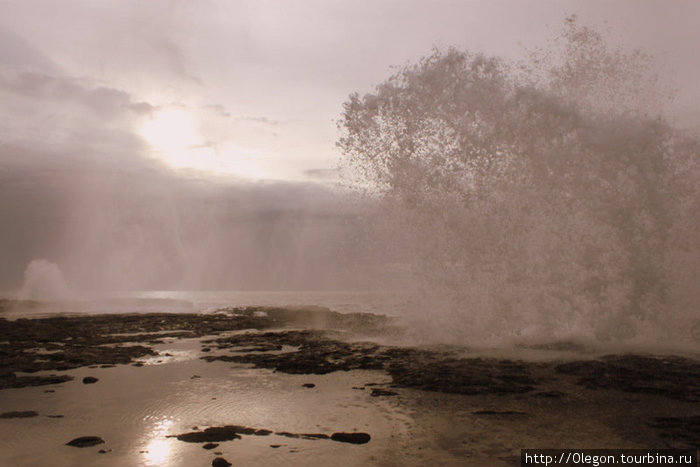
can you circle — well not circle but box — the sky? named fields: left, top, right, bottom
left=1, top=0, right=699, bottom=293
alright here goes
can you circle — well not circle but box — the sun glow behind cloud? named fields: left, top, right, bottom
left=140, top=107, right=265, bottom=179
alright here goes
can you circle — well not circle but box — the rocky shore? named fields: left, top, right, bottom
left=0, top=305, right=698, bottom=465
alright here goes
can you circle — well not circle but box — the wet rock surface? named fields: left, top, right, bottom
left=0, top=410, right=39, bottom=418
left=212, top=458, right=232, bottom=467
left=66, top=436, right=105, bottom=447
left=1, top=373, right=73, bottom=390
left=330, top=432, right=371, bottom=444
left=648, top=416, right=700, bottom=449
left=0, top=307, right=392, bottom=389
left=172, top=425, right=368, bottom=445
left=171, top=425, right=272, bottom=442
left=203, top=330, right=538, bottom=395
left=556, top=355, right=700, bottom=402
left=1, top=306, right=698, bottom=455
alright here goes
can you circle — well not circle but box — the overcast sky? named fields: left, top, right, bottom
left=1, top=0, right=699, bottom=293
left=2, top=0, right=699, bottom=181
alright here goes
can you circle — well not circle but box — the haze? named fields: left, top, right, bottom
left=1, top=0, right=699, bottom=293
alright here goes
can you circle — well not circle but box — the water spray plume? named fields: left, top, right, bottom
left=338, top=18, right=700, bottom=345
left=19, top=259, right=70, bottom=301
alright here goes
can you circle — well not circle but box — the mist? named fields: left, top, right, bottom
left=1, top=5, right=700, bottom=466
left=1, top=2, right=699, bottom=348
left=338, top=18, right=700, bottom=345
left=0, top=159, right=391, bottom=293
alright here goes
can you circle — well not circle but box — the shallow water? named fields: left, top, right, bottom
left=0, top=336, right=419, bottom=467
left=2, top=333, right=699, bottom=466
left=1, top=294, right=698, bottom=466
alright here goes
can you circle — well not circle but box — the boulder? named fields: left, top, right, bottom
left=66, top=436, right=105, bottom=447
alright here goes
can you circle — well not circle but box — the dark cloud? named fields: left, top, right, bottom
left=203, top=104, right=232, bottom=117
left=0, top=72, right=154, bottom=117
left=233, top=115, right=283, bottom=126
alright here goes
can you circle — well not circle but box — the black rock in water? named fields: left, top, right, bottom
left=82, top=376, right=98, bottom=384
left=473, top=410, right=528, bottom=416
left=330, top=432, right=371, bottom=444
left=212, top=457, right=232, bottom=467
left=0, top=411, right=39, bottom=418
left=202, top=443, right=219, bottom=450
left=66, top=436, right=105, bottom=447
left=370, top=388, right=398, bottom=397
left=302, top=383, right=315, bottom=388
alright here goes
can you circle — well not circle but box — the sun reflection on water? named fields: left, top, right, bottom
left=142, top=417, right=175, bottom=466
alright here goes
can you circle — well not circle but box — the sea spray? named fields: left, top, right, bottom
left=19, top=259, right=70, bottom=301
left=338, top=19, right=700, bottom=346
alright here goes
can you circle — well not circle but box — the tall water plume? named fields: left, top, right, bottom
left=338, top=18, right=700, bottom=345
left=19, top=259, right=70, bottom=301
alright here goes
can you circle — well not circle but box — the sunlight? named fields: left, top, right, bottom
left=140, top=107, right=269, bottom=179
left=144, top=439, right=171, bottom=465
left=140, top=108, right=222, bottom=173
left=142, top=417, right=175, bottom=466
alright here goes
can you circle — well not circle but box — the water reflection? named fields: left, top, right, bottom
left=142, top=418, right=175, bottom=466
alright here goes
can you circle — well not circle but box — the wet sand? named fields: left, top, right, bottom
left=0, top=307, right=698, bottom=466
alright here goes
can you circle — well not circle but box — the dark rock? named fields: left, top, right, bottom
left=173, top=424, right=366, bottom=446
left=46, top=414, right=64, bottom=418
left=270, top=444, right=281, bottom=448
left=276, top=431, right=328, bottom=440
left=330, top=432, right=371, bottom=444
left=0, top=411, right=39, bottom=418
left=531, top=390, right=566, bottom=398
left=0, top=308, right=387, bottom=390
left=202, top=443, right=219, bottom=450
left=301, top=433, right=329, bottom=440
left=82, top=376, right=98, bottom=384
left=302, top=383, right=315, bottom=388
left=212, top=458, right=232, bottom=467
left=386, top=351, right=537, bottom=395
left=1, top=374, right=73, bottom=390
left=201, top=330, right=537, bottom=395
left=172, top=426, right=244, bottom=442
left=66, top=436, right=105, bottom=447
left=649, top=416, right=700, bottom=449
left=556, top=355, right=700, bottom=402
left=370, top=388, right=398, bottom=397
left=473, top=410, right=528, bottom=416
